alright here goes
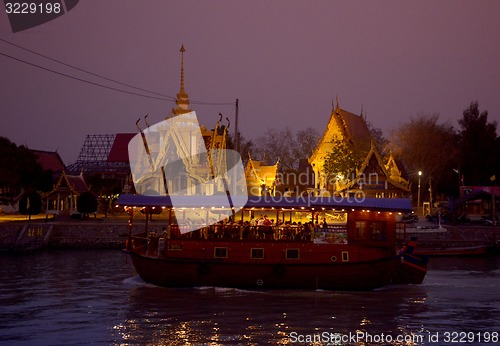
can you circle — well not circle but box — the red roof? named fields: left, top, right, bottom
left=32, top=150, right=65, bottom=172
left=107, top=133, right=135, bottom=162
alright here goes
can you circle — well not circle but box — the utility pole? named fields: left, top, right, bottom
left=428, top=176, right=433, bottom=215
left=234, top=99, right=240, bottom=152
left=417, top=171, right=422, bottom=216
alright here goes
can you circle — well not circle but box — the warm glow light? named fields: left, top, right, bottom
left=418, top=171, right=422, bottom=176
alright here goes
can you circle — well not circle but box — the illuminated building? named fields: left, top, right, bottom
left=309, top=98, right=410, bottom=198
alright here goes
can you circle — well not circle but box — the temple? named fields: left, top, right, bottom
left=308, top=99, right=410, bottom=198
left=244, top=155, right=279, bottom=196
left=130, top=45, right=232, bottom=197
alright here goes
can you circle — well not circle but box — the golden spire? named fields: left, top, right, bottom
left=171, top=44, right=191, bottom=116
left=180, top=45, right=186, bottom=94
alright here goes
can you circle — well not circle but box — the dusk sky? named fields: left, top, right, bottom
left=1, top=1, right=500, bottom=164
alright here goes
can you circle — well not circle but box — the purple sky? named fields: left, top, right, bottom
left=1, top=1, right=500, bottom=164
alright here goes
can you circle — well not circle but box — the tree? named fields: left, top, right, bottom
left=0, top=137, right=43, bottom=199
left=292, top=128, right=321, bottom=164
left=387, top=113, right=460, bottom=198
left=323, top=138, right=367, bottom=186
left=226, top=132, right=255, bottom=166
left=77, top=192, right=98, bottom=218
left=252, top=127, right=320, bottom=171
left=367, top=121, right=388, bottom=154
left=19, top=191, right=42, bottom=219
left=458, top=101, right=498, bottom=186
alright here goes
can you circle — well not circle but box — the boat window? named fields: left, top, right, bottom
left=355, top=221, right=368, bottom=240
left=251, top=248, right=264, bottom=259
left=371, top=222, right=387, bottom=241
left=214, top=247, right=228, bottom=258
left=286, top=248, right=299, bottom=259
left=342, top=251, right=349, bottom=262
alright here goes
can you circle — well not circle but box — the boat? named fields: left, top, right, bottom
left=117, top=194, right=427, bottom=290
left=392, top=237, right=428, bottom=285
left=414, top=244, right=488, bottom=257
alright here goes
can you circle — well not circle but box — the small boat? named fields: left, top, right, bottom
left=414, top=245, right=488, bottom=257
left=392, top=237, right=428, bottom=285
left=118, top=195, right=427, bottom=290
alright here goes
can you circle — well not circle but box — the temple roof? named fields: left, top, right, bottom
left=245, top=159, right=278, bottom=186
left=107, top=133, right=135, bottom=162
left=309, top=101, right=371, bottom=164
left=32, top=149, right=65, bottom=173
left=44, top=171, right=90, bottom=197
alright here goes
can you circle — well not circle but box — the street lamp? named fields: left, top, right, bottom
left=417, top=171, right=422, bottom=216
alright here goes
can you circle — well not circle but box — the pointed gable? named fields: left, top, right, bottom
left=309, top=102, right=371, bottom=166
left=49, top=171, right=90, bottom=195
left=357, top=143, right=390, bottom=178
left=346, top=144, right=410, bottom=194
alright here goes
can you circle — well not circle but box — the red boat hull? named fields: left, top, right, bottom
left=127, top=240, right=400, bottom=290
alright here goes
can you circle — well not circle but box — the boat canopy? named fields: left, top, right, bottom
left=116, top=194, right=412, bottom=212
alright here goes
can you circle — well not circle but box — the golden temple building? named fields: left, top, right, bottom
left=308, top=99, right=410, bottom=198
left=244, top=156, right=279, bottom=196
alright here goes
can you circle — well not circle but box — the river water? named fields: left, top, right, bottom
left=1, top=250, right=499, bottom=345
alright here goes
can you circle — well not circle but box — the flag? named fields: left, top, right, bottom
left=491, top=175, right=496, bottom=182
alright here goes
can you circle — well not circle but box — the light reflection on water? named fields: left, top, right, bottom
left=0, top=251, right=499, bottom=345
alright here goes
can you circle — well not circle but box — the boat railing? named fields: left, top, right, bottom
left=140, top=224, right=315, bottom=242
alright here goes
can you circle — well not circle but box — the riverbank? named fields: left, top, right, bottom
left=0, top=215, right=499, bottom=252
left=0, top=215, right=169, bottom=251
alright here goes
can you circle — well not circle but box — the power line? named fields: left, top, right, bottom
left=0, top=38, right=235, bottom=106
left=0, top=51, right=173, bottom=101
left=0, top=38, right=175, bottom=100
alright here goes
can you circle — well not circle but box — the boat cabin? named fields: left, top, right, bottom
left=117, top=195, right=410, bottom=247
